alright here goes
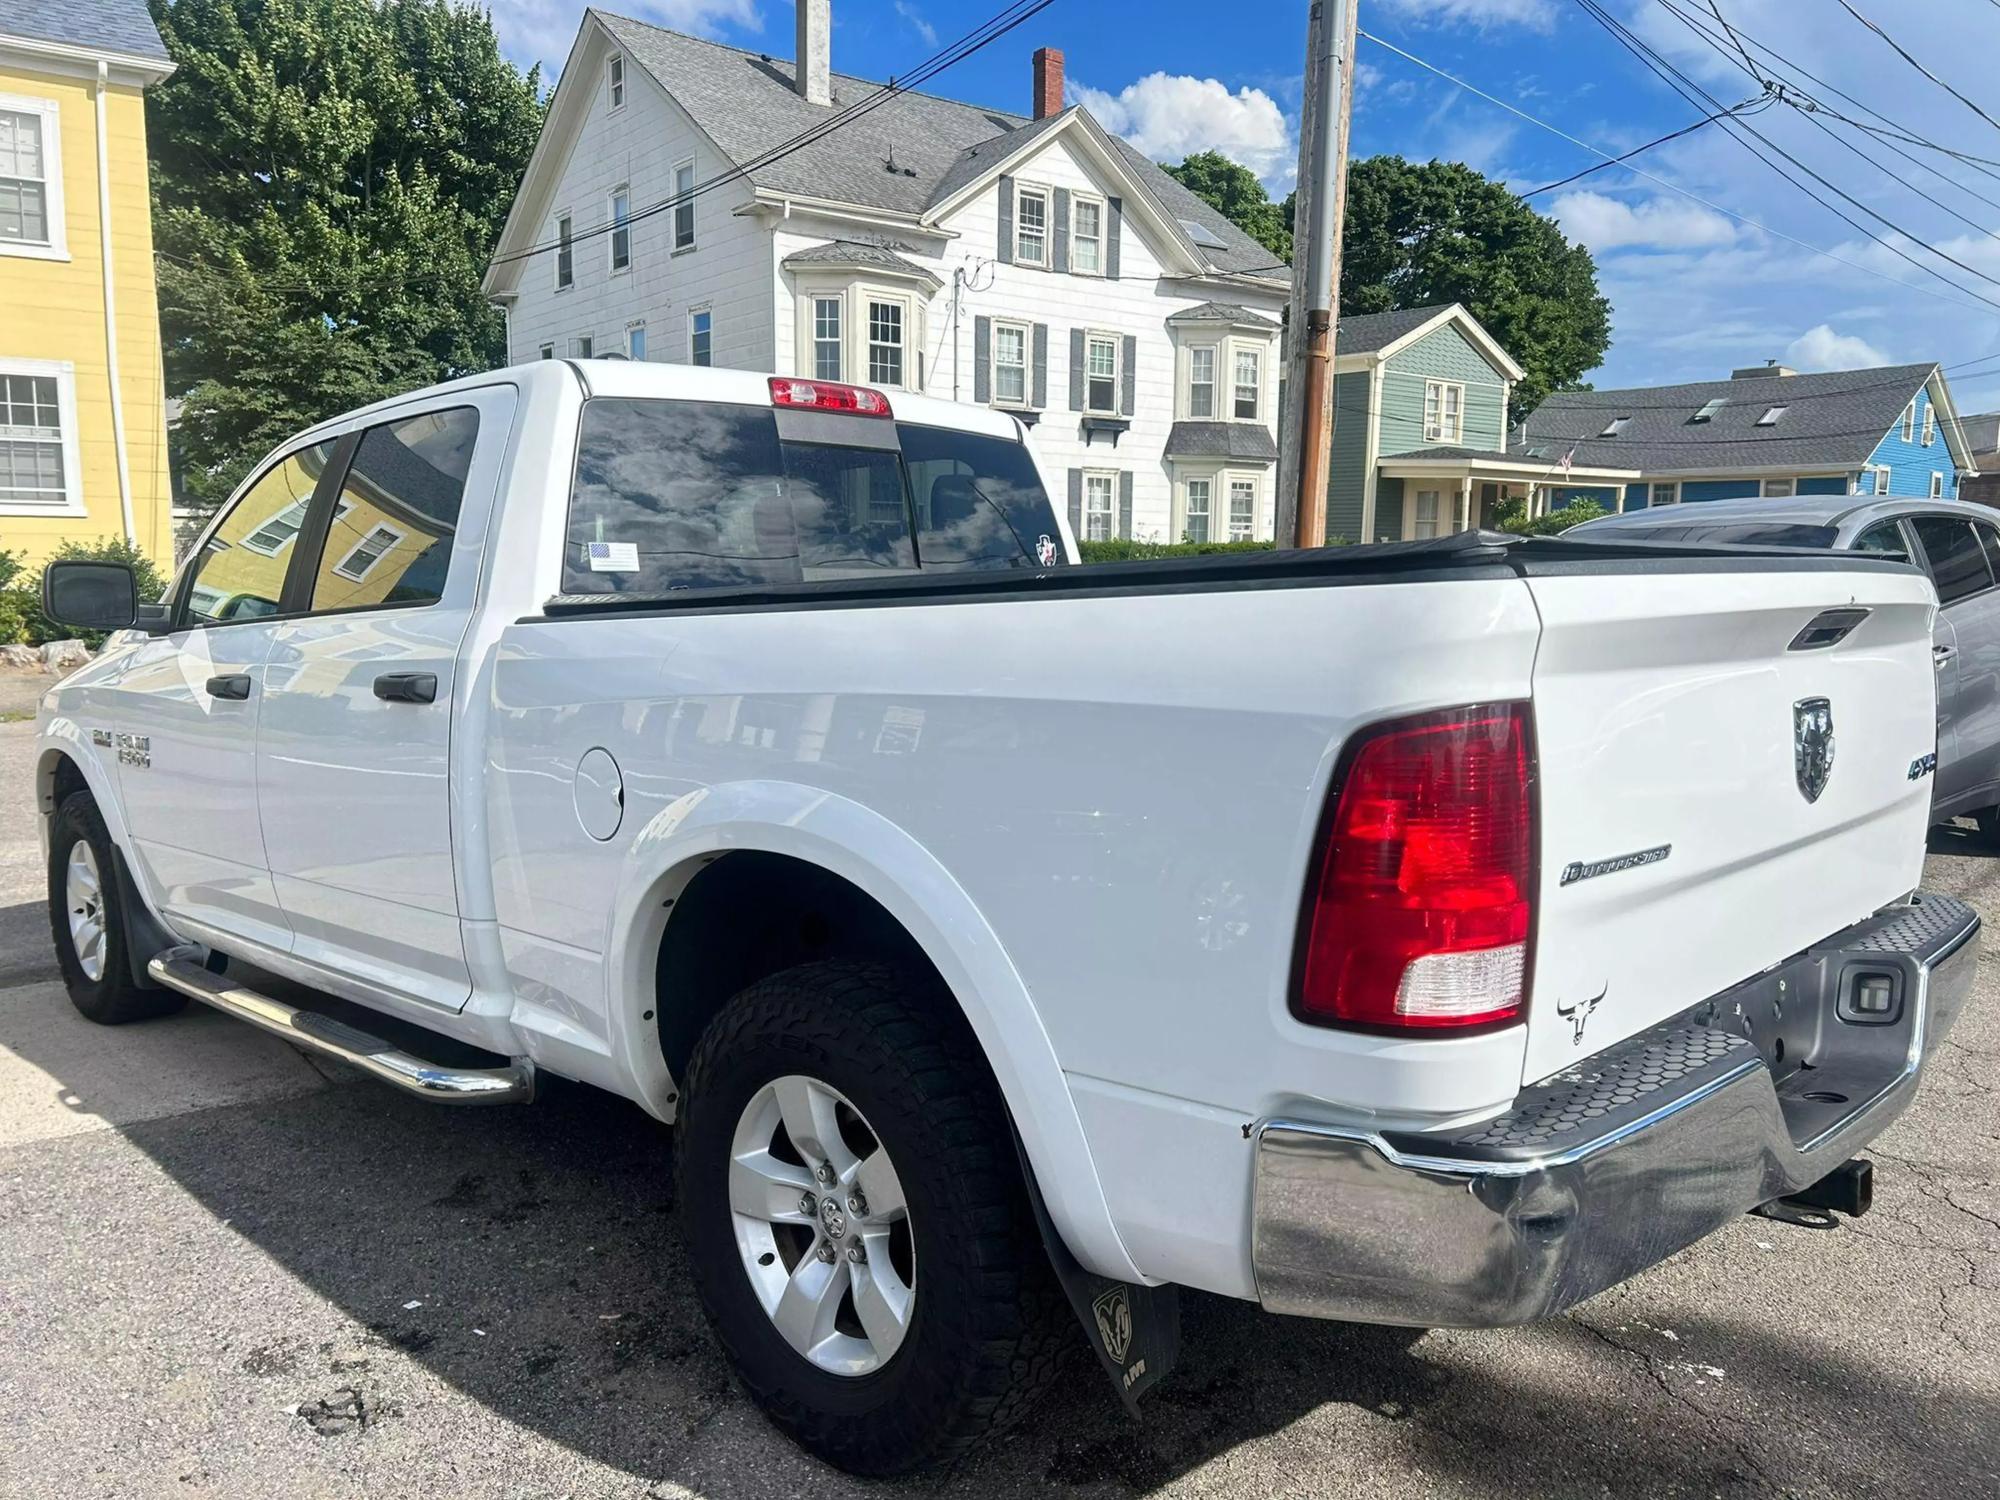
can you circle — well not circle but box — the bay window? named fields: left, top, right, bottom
left=1184, top=477, right=1211, bottom=542
left=868, top=298, right=905, bottom=387
left=1229, top=478, right=1256, bottom=540
left=1233, top=349, right=1260, bottom=420
left=812, top=296, right=842, bottom=380
left=1188, top=347, right=1216, bottom=418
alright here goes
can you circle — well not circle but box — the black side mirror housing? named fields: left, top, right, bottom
left=42, top=559, right=153, bottom=634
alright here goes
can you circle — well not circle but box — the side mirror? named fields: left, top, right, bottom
left=42, top=560, right=143, bottom=633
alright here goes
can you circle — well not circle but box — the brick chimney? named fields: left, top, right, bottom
left=795, top=0, right=830, bottom=107
left=1033, top=47, right=1064, bottom=120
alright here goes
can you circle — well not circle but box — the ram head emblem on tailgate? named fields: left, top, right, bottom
left=1794, top=697, right=1835, bottom=804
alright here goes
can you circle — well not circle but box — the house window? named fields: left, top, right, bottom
left=1085, top=333, right=1119, bottom=414
left=1234, top=349, right=1261, bottom=420
left=1229, top=478, right=1256, bottom=540
left=1083, top=471, right=1116, bottom=541
left=555, top=212, right=574, bottom=290
left=1423, top=380, right=1464, bottom=443
left=1763, top=478, right=1794, bottom=498
left=332, top=522, right=406, bottom=583
left=0, top=105, right=54, bottom=249
left=1072, top=195, right=1103, bottom=274
left=1016, top=186, right=1048, bottom=265
left=992, top=320, right=1028, bottom=406
left=674, top=160, right=696, bottom=250
left=812, top=296, right=842, bottom=380
left=240, top=498, right=311, bottom=554
left=626, top=321, right=647, bottom=361
left=1691, top=398, right=1727, bottom=423
left=1188, top=347, right=1216, bottom=418
left=1923, top=407, right=1937, bottom=446
left=689, top=308, right=712, bottom=367
left=0, top=367, right=70, bottom=510
left=573, top=334, right=593, bottom=358
left=1184, top=477, right=1211, bottom=542
left=1757, top=406, right=1787, bottom=426
left=866, top=299, right=905, bottom=386
left=1932, top=470, right=1945, bottom=499
left=537, top=342, right=554, bottom=360
left=1413, top=489, right=1442, bottom=539
left=609, top=186, right=631, bottom=272
left=608, top=54, right=625, bottom=110
left=1650, top=481, right=1678, bottom=507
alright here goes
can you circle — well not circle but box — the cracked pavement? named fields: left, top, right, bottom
left=2, top=715, right=1998, bottom=1498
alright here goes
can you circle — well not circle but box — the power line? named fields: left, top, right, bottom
left=1520, top=91, right=1773, bottom=198
left=1834, top=0, right=2000, bottom=141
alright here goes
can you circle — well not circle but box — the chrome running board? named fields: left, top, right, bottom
left=147, top=952, right=536, bottom=1105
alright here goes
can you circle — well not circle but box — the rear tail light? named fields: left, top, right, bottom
left=1295, top=703, right=1535, bottom=1032
left=768, top=376, right=892, bottom=417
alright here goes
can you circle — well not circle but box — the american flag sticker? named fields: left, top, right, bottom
left=587, top=541, right=640, bottom=572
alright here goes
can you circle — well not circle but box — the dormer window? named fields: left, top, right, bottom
left=1757, top=405, right=1786, bottom=426
left=1600, top=417, right=1630, bottom=437
left=1690, top=398, right=1727, bottom=423
left=608, top=55, right=625, bottom=111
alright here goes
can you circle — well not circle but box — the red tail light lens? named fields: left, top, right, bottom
left=768, top=376, right=892, bottom=417
left=1295, top=703, right=1535, bottom=1032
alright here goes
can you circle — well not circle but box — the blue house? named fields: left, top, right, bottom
left=1516, top=361, right=1980, bottom=515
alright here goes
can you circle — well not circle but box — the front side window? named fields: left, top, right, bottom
left=1072, top=196, right=1103, bottom=274
left=1083, top=471, right=1115, bottom=541
left=1912, top=515, right=1993, bottom=605
left=867, top=300, right=904, bottom=387
left=308, top=407, right=478, bottom=612
left=0, top=107, right=50, bottom=246
left=555, top=213, right=573, bottom=290
left=1184, top=477, right=1211, bottom=542
left=1016, top=188, right=1047, bottom=265
left=992, top=321, right=1027, bottom=406
left=183, top=442, right=337, bottom=624
left=610, top=187, right=631, bottom=272
left=1229, top=478, right=1256, bottom=540
left=1424, top=380, right=1463, bottom=443
left=0, top=368, right=66, bottom=509
left=1188, top=347, right=1215, bottom=418
left=1650, top=482, right=1678, bottom=507
left=689, top=309, right=712, bottom=367
left=1234, top=349, right=1261, bottom=420
left=674, top=161, right=696, bottom=249
left=1085, top=334, right=1119, bottom=414
left=812, top=296, right=842, bottom=380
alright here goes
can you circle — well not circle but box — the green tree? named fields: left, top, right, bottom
left=1164, top=150, right=1292, bottom=263
left=148, top=0, right=543, bottom=509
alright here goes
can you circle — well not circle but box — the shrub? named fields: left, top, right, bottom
left=1076, top=538, right=1278, bottom=563
left=1491, top=496, right=1608, bottom=536
left=0, top=537, right=172, bottom=649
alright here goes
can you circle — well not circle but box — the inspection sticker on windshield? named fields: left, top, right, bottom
left=586, top=541, right=639, bottom=572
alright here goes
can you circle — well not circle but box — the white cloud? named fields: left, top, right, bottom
left=1786, top=324, right=1889, bottom=372
left=489, top=0, right=761, bottom=76
left=1551, top=190, right=1740, bottom=251
left=1374, top=0, right=1557, bottom=30
left=892, top=1, right=937, bottom=47
left=1071, top=73, right=1293, bottom=186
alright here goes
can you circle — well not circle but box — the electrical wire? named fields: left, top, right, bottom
left=1519, top=92, right=1773, bottom=198
left=1834, top=0, right=2000, bottom=141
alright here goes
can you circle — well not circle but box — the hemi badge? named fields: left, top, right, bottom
left=1560, top=844, right=1671, bottom=887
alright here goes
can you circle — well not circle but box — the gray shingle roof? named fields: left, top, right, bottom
left=1389, top=445, right=1534, bottom=464
left=1333, top=305, right=1453, bottom=355
left=595, top=9, right=1286, bottom=282
left=0, top=0, right=167, bottom=61
left=1519, top=364, right=1937, bottom=474
left=782, top=237, right=939, bottom=285
left=1167, top=301, right=1280, bottom=328
left=1962, top=411, right=2000, bottom=456
left=1165, top=422, right=1280, bottom=461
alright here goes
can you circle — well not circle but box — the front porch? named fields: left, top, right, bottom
left=1374, top=451, right=1641, bottom=540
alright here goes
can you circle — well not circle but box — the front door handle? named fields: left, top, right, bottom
left=373, top=671, right=438, bottom=704
left=205, top=673, right=252, bottom=700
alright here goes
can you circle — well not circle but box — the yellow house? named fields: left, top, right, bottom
left=0, top=1, right=174, bottom=568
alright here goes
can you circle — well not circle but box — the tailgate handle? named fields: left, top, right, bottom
left=1789, top=608, right=1870, bottom=651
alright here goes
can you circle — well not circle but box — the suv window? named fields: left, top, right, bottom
left=1911, top=516, right=1994, bottom=605
left=183, top=442, right=337, bottom=625
left=1852, top=520, right=1910, bottom=561
left=307, top=408, right=478, bottom=612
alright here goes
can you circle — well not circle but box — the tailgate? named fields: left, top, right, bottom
left=1521, top=559, right=1937, bottom=1085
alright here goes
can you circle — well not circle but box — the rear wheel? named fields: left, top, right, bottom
left=46, top=791, right=183, bottom=1025
left=675, top=960, right=1064, bottom=1474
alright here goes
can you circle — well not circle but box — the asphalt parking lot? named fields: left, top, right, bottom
left=2, top=711, right=1998, bottom=1499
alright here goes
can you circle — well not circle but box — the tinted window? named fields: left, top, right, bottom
left=1978, top=523, right=2000, bottom=583
left=1911, top=516, right=1994, bottom=605
left=308, top=408, right=478, bottom=612
left=182, top=442, right=337, bottom=625
left=1852, top=521, right=1910, bottom=561
left=900, top=424, right=1066, bottom=571
left=776, top=439, right=915, bottom=577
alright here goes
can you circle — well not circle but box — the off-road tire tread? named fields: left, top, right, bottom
left=676, top=960, right=1067, bottom=1474
left=47, top=791, right=183, bottom=1024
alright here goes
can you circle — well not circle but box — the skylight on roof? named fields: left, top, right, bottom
left=1178, top=218, right=1227, bottom=249
left=1690, top=398, right=1728, bottom=423
left=1600, top=417, right=1631, bottom=437
left=1756, top=405, right=1787, bottom=426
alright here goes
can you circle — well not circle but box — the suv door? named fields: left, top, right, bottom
left=253, top=390, right=513, bottom=1011
left=1908, top=514, right=1998, bottom=815
left=114, top=441, right=339, bottom=949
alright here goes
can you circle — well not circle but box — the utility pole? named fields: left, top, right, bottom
left=1275, top=0, right=1355, bottom=548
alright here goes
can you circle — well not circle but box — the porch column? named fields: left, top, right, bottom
left=1458, top=475, right=1473, bottom=534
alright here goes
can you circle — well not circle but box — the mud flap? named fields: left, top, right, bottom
left=1013, top=1132, right=1178, bottom=1415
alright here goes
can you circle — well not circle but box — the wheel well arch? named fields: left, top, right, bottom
left=38, top=748, right=90, bottom=818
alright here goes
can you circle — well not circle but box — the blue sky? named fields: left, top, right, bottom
left=487, top=0, right=2000, bottom=413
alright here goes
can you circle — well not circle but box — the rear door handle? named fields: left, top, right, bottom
left=373, top=671, right=438, bottom=704
left=204, top=674, right=251, bottom=700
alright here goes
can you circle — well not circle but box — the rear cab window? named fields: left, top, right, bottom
left=560, top=398, right=1065, bottom=596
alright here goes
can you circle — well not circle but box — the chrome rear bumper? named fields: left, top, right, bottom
left=1251, top=891, right=1979, bottom=1327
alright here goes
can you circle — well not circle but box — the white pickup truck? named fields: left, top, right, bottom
left=33, top=360, right=1979, bottom=1474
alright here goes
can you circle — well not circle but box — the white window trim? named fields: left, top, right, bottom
left=1069, top=191, right=1105, bottom=277
left=1402, top=485, right=1454, bottom=541
left=1923, top=407, right=1937, bottom=446
left=1083, top=329, right=1122, bottom=416
left=625, top=319, right=647, bottom=360
left=1185, top=343, right=1218, bottom=421
left=0, top=356, right=82, bottom=516
left=673, top=158, right=697, bottom=253
left=607, top=53, right=626, bottom=113
left=1870, top=464, right=1891, bottom=496
left=553, top=207, right=574, bottom=292
left=1230, top=342, right=1265, bottom=424
left=331, top=521, right=407, bottom=583
left=608, top=184, right=632, bottom=276
left=1015, top=182, right=1050, bottom=268
left=0, top=93, right=68, bottom=262
left=1179, top=473, right=1214, bottom=543
left=861, top=288, right=916, bottom=390
left=1932, top=470, right=1945, bottom=499
left=1650, top=481, right=1680, bottom=507
left=1903, top=402, right=1916, bottom=442
left=687, top=303, right=713, bottom=368
left=1081, top=467, right=1119, bottom=542
left=1225, top=474, right=1260, bottom=541
left=1423, top=379, right=1465, bottom=444
left=1762, top=478, right=1794, bottom=498
left=793, top=287, right=848, bottom=381
left=989, top=317, right=1031, bottom=408
left=571, top=334, right=593, bottom=359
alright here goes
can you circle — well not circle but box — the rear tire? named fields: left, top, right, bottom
left=46, top=791, right=184, bottom=1025
left=675, top=960, right=1065, bottom=1475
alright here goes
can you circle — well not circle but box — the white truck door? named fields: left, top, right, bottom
left=115, top=441, right=342, bottom=951
left=253, top=389, right=513, bottom=1011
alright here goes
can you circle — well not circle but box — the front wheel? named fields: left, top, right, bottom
left=46, top=791, right=183, bottom=1024
left=675, top=961, right=1065, bottom=1475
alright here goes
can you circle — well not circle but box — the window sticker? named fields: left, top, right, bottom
left=587, top=541, right=640, bottom=572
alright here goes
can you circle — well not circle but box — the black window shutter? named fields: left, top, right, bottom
left=1118, top=471, right=1134, bottom=539
left=1067, top=468, right=1083, bottom=537
left=1106, top=196, right=1123, bottom=280
left=1120, top=335, right=1137, bottom=416
left=1031, top=323, right=1048, bottom=409
left=998, top=176, right=1015, bottom=266
left=973, top=316, right=991, bottom=404
left=1052, top=188, right=1070, bottom=274
left=1069, top=328, right=1086, bottom=410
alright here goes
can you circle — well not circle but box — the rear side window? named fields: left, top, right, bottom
left=1911, top=516, right=1994, bottom=605
left=1852, top=520, right=1910, bottom=561
left=308, top=408, right=478, bottom=612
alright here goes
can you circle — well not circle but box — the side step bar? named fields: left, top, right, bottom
left=147, top=952, right=536, bottom=1105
